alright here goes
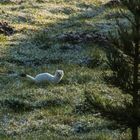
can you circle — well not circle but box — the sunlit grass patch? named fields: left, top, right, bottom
left=0, top=35, right=8, bottom=43
left=13, top=23, right=39, bottom=32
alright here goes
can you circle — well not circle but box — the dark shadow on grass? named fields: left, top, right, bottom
left=0, top=98, right=33, bottom=112
left=0, top=98, right=68, bottom=112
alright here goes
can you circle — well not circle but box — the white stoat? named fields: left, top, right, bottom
left=20, top=70, right=64, bottom=84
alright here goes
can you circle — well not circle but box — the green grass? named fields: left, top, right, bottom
left=0, top=0, right=134, bottom=140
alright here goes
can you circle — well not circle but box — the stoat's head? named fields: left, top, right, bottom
left=55, top=70, right=64, bottom=78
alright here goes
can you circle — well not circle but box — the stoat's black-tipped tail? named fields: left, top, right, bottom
left=19, top=73, right=27, bottom=77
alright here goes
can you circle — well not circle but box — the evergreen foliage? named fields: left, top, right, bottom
left=86, top=0, right=140, bottom=140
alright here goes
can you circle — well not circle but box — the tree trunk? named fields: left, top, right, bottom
left=132, top=126, right=138, bottom=140
left=131, top=15, right=139, bottom=140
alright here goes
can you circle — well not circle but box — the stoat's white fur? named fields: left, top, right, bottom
left=25, top=70, right=64, bottom=83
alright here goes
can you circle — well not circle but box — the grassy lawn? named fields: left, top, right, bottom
left=0, top=0, right=132, bottom=139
